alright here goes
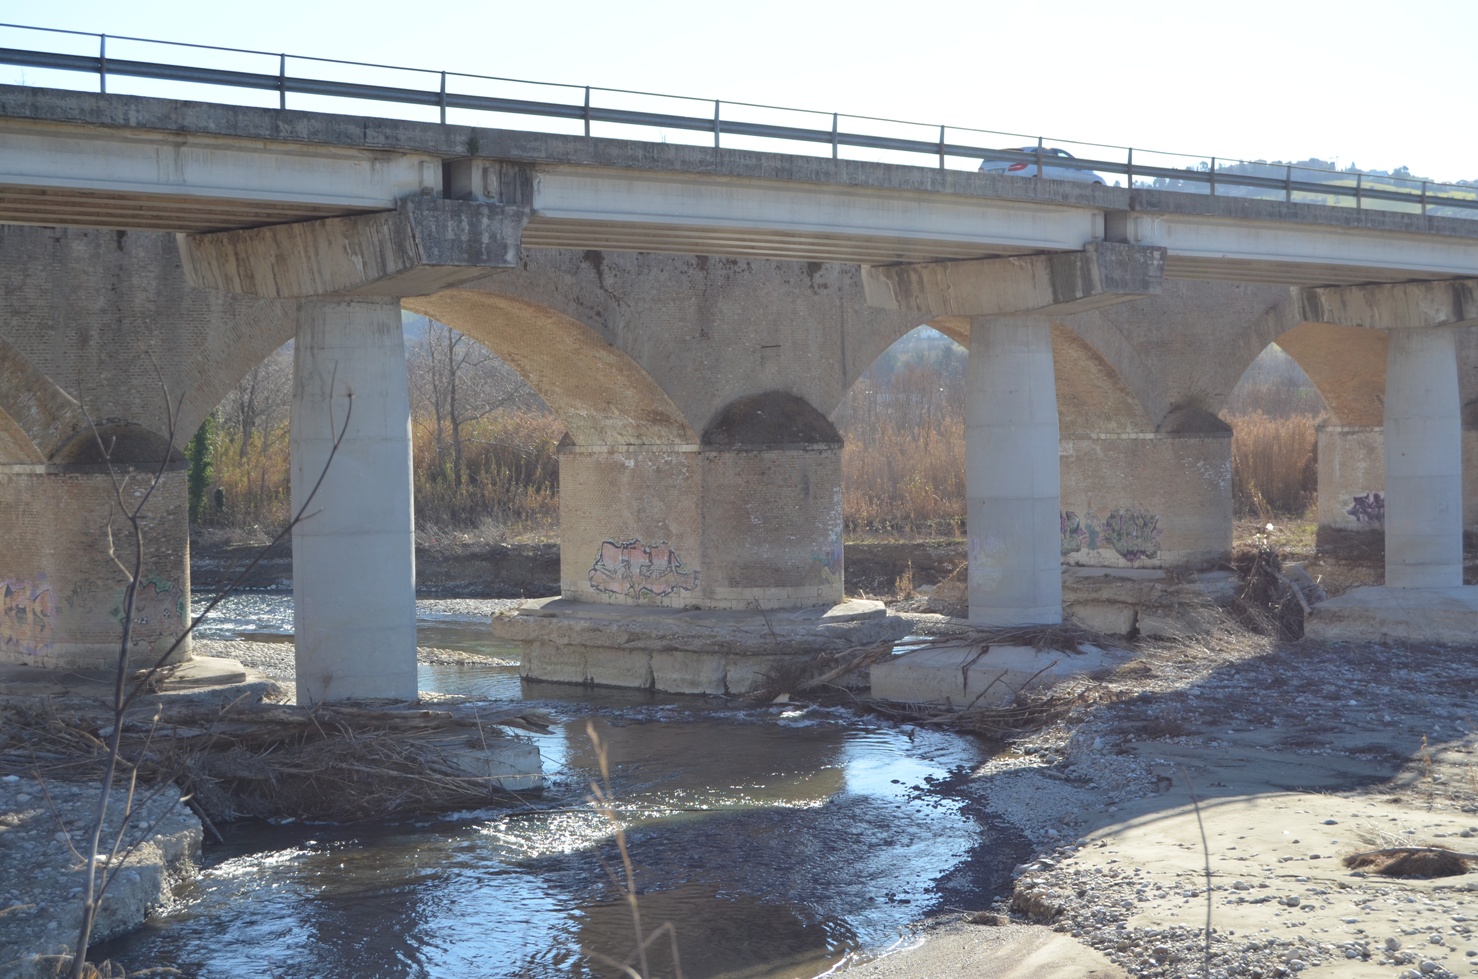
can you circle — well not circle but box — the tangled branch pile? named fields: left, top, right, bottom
left=0, top=699, right=552, bottom=824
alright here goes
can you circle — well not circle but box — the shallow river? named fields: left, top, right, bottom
left=97, top=596, right=1024, bottom=979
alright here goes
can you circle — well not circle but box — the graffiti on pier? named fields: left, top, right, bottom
left=1100, top=508, right=1161, bottom=563
left=1, top=577, right=55, bottom=656
left=589, top=539, right=700, bottom=598
left=113, top=577, right=186, bottom=649
left=811, top=534, right=843, bottom=588
left=1346, top=491, right=1385, bottom=527
left=1060, top=507, right=1162, bottom=563
left=1061, top=511, right=1088, bottom=556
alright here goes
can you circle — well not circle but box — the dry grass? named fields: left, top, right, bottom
left=837, top=363, right=966, bottom=537
left=411, top=409, right=562, bottom=532
left=198, top=408, right=563, bottom=537
left=1224, top=411, right=1318, bottom=518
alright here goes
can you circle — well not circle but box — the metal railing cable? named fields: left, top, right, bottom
left=1, top=22, right=1474, bottom=219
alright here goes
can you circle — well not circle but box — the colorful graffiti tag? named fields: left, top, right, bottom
left=1060, top=511, right=1088, bottom=556
left=1060, top=508, right=1162, bottom=563
left=113, top=577, right=186, bottom=650
left=589, top=539, right=700, bottom=598
left=811, top=535, right=843, bottom=588
left=1346, top=491, right=1385, bottom=527
left=1, top=577, right=55, bottom=656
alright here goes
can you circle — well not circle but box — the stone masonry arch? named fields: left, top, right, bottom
left=404, top=288, right=695, bottom=447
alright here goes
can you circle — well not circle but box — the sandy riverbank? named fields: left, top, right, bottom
left=837, top=630, right=1478, bottom=979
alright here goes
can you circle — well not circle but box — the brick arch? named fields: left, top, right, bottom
left=404, top=289, right=696, bottom=447
left=0, top=335, right=87, bottom=463
left=1272, top=321, right=1387, bottom=427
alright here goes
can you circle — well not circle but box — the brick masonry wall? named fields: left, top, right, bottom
left=1059, top=433, right=1232, bottom=570
left=0, top=467, right=190, bottom=669
left=559, top=443, right=843, bottom=610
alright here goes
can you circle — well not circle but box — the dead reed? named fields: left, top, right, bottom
left=1224, top=410, right=1317, bottom=518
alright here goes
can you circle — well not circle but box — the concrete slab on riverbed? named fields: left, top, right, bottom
left=869, top=642, right=1133, bottom=706
left=1305, top=584, right=1478, bottom=644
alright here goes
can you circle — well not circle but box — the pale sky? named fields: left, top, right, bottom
left=1, top=0, right=1472, bottom=183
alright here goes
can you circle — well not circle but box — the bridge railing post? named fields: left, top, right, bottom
left=278, top=54, right=286, bottom=110
left=98, top=33, right=106, bottom=94
left=938, top=125, right=945, bottom=169
left=1209, top=157, right=1217, bottom=196
left=438, top=71, right=446, bottom=124
left=1034, top=138, right=1044, bottom=179
left=713, top=100, right=721, bottom=148
left=1356, top=172, right=1363, bottom=210
left=1126, top=147, right=1134, bottom=189
left=583, top=87, right=591, bottom=138
left=831, top=113, right=838, bottom=159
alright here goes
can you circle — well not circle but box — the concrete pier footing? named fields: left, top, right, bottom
left=495, top=597, right=909, bottom=695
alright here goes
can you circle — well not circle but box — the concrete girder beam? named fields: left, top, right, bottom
left=861, top=242, right=1165, bottom=317
left=1299, top=278, right=1478, bottom=331
left=178, top=198, right=529, bottom=299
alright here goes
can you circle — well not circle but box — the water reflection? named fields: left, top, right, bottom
left=102, top=596, right=1017, bottom=978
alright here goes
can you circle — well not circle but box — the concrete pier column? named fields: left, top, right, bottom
left=1384, top=327, right=1462, bottom=588
left=0, top=466, right=190, bottom=670
left=966, top=315, right=1062, bottom=626
left=290, top=298, right=416, bottom=702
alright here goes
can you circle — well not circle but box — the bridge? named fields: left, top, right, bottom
left=2, top=33, right=1477, bottom=700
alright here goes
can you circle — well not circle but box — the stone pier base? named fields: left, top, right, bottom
left=493, top=598, right=910, bottom=695
left=1305, top=586, right=1478, bottom=644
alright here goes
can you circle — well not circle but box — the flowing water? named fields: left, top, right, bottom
left=97, top=596, right=1025, bottom=979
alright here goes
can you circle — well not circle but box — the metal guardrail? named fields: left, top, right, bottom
left=1, top=23, right=1475, bottom=220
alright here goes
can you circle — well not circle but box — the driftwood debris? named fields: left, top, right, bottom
left=0, top=698, right=553, bottom=824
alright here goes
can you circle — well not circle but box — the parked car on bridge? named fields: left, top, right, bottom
left=979, top=146, right=1104, bottom=184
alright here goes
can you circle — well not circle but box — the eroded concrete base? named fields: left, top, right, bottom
left=1305, top=585, right=1478, bottom=644
left=869, top=641, right=1133, bottom=707
left=1063, top=567, right=1239, bottom=638
left=494, top=597, right=910, bottom=695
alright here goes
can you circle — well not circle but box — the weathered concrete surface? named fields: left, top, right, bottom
left=1061, top=567, right=1240, bottom=638
left=1305, top=585, right=1478, bottom=643
left=497, top=597, right=909, bottom=695
left=1299, top=278, right=1478, bottom=331
left=290, top=298, right=417, bottom=703
left=180, top=197, right=527, bottom=298
left=869, top=641, right=1132, bottom=706
left=862, top=243, right=1165, bottom=317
